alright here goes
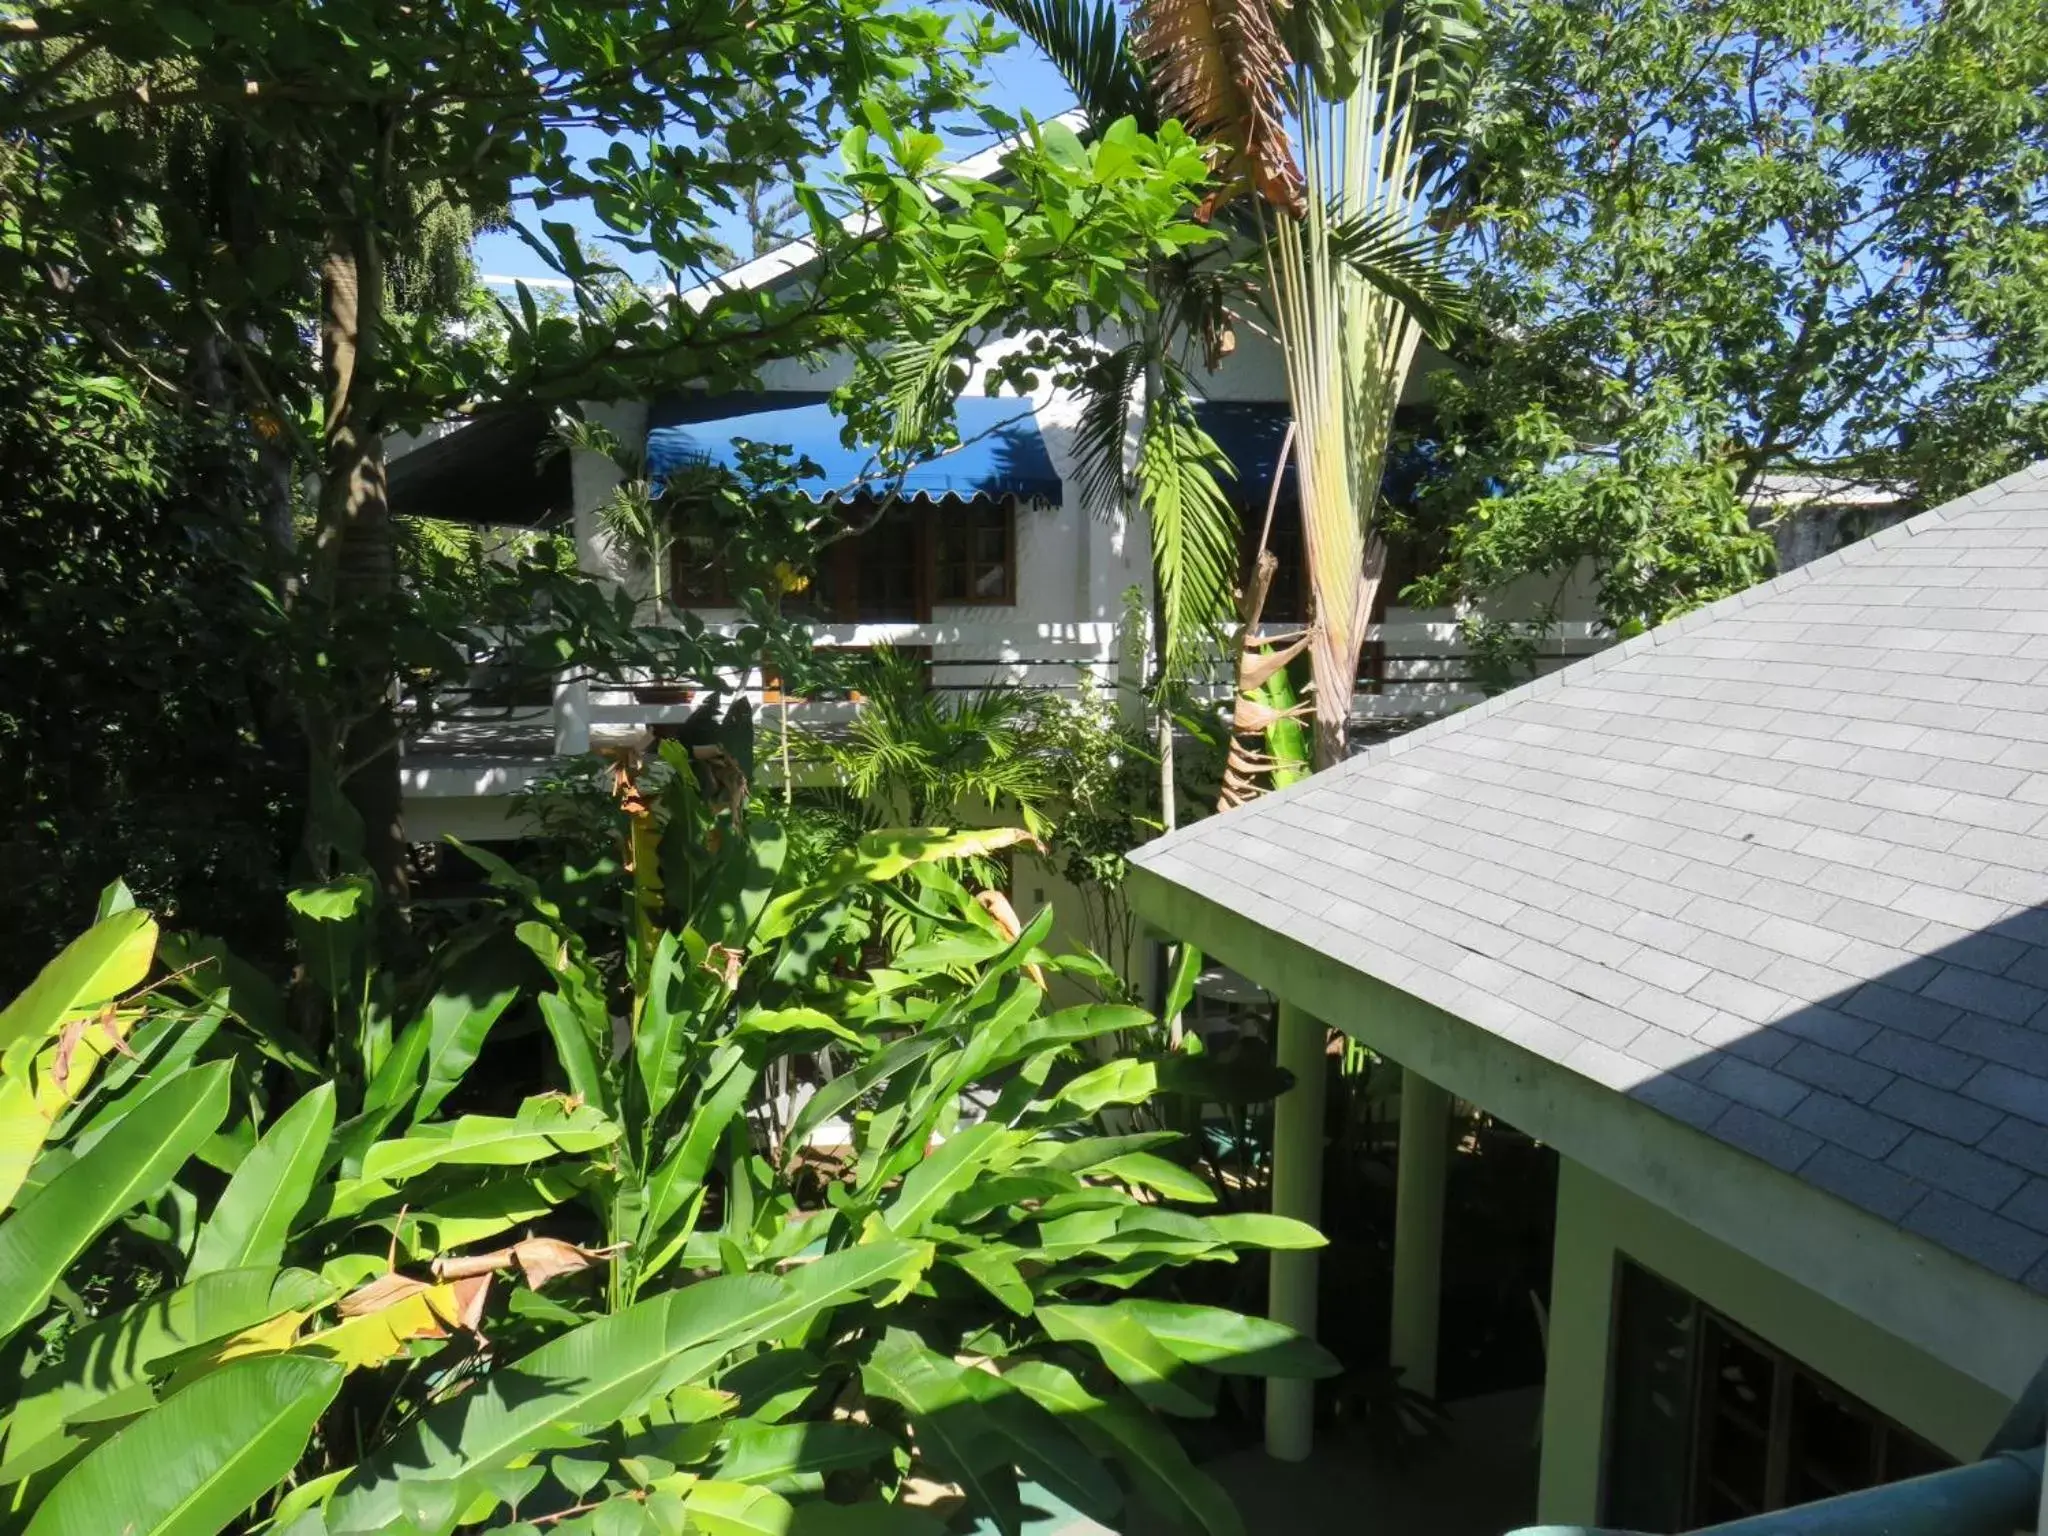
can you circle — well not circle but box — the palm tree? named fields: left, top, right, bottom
left=794, top=646, right=1058, bottom=835
left=986, top=0, right=1467, bottom=792
left=976, top=0, right=1248, bottom=838
left=1135, top=0, right=1475, bottom=769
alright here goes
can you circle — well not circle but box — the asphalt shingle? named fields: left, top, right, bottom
left=1129, top=460, right=2048, bottom=1294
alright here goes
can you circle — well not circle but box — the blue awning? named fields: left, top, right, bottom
left=646, top=391, right=1061, bottom=505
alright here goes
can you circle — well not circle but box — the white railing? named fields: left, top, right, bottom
left=542, top=615, right=1610, bottom=756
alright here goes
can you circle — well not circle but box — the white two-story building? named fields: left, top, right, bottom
left=390, top=276, right=1612, bottom=860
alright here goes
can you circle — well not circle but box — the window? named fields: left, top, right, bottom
left=936, top=500, right=1014, bottom=604
left=672, top=524, right=732, bottom=606
left=821, top=501, right=924, bottom=621
left=676, top=499, right=1015, bottom=620
left=1603, top=1261, right=1953, bottom=1532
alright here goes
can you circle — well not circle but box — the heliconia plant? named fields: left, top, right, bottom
left=0, top=744, right=1332, bottom=1536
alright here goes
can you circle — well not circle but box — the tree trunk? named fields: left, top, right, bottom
left=258, top=430, right=296, bottom=558
left=1140, top=347, right=1179, bottom=837
left=317, top=225, right=406, bottom=898
left=1306, top=535, right=1386, bottom=772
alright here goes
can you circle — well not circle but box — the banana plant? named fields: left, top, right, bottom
left=2, top=775, right=1343, bottom=1535
left=0, top=903, right=341, bottom=1532
left=420, top=739, right=1333, bottom=1536
left=0, top=896, right=600, bottom=1532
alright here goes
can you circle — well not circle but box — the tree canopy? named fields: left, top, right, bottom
left=1410, top=0, right=2048, bottom=635
left=0, top=0, right=1216, bottom=909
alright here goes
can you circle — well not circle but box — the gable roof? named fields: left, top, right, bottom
left=1132, top=459, right=2048, bottom=1291
left=676, top=111, right=1088, bottom=306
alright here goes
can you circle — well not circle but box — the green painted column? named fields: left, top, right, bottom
left=1392, top=1067, right=1450, bottom=1399
left=1267, top=999, right=1326, bottom=1462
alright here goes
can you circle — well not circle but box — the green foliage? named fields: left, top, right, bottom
left=0, top=774, right=1331, bottom=1533
left=0, top=330, right=297, bottom=988
left=794, top=648, right=1062, bottom=836
left=1416, top=0, right=2048, bottom=629
left=831, top=103, right=1240, bottom=673
left=1024, top=680, right=1159, bottom=987
left=0, top=0, right=1008, bottom=889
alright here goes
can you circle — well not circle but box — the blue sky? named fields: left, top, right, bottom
left=471, top=8, right=1074, bottom=286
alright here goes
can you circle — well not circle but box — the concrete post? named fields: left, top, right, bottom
left=553, top=675, right=591, bottom=757
left=1267, top=999, right=1327, bottom=1462
left=1392, top=1066, right=1451, bottom=1399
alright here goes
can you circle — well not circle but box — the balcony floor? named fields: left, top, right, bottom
left=1195, top=1388, right=1542, bottom=1536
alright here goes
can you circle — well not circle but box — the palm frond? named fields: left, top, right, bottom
left=1161, top=250, right=1259, bottom=372
left=872, top=313, right=981, bottom=455
left=981, top=0, right=1152, bottom=131
left=1254, top=0, right=1475, bottom=767
left=1135, top=387, right=1241, bottom=671
left=793, top=649, right=1059, bottom=824
left=1322, top=202, right=1467, bottom=346
left=1071, top=342, right=1146, bottom=516
left=1130, top=0, right=1303, bottom=214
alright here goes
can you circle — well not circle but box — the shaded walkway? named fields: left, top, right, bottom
left=1205, top=1389, right=1541, bottom=1536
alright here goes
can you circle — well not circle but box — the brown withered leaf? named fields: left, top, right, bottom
left=338, top=1271, right=435, bottom=1318
left=337, top=1269, right=494, bottom=1341
left=690, top=744, right=749, bottom=818
left=515, top=1236, right=625, bottom=1289
left=703, top=944, right=744, bottom=990
left=430, top=1237, right=626, bottom=1290
left=975, top=889, right=1047, bottom=990
left=445, top=1271, right=492, bottom=1335
left=48, top=1004, right=135, bottom=1095
left=1131, top=0, right=1304, bottom=215
left=430, top=1251, right=508, bottom=1281
left=49, top=1018, right=88, bottom=1094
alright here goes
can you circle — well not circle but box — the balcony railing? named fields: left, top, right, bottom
left=538, top=616, right=1610, bottom=757
left=408, top=615, right=1610, bottom=766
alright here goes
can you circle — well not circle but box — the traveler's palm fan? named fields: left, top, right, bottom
left=1131, top=0, right=1474, bottom=772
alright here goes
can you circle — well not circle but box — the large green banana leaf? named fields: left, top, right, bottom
left=0, top=1062, right=229, bottom=1344
left=188, top=1082, right=334, bottom=1276
left=326, top=1239, right=930, bottom=1531
left=0, top=909, right=155, bottom=1063
left=4, top=1267, right=324, bottom=1469
left=23, top=1354, right=342, bottom=1536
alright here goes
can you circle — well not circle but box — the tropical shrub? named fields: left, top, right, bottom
left=0, top=755, right=1330, bottom=1536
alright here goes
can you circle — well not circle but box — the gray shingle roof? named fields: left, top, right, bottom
left=1132, top=459, right=2048, bottom=1291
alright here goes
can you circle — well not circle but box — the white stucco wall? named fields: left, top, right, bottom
left=553, top=320, right=1604, bottom=724
left=575, top=345, right=1147, bottom=717
left=1538, top=1159, right=2024, bottom=1525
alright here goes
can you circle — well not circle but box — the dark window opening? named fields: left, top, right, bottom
left=675, top=498, right=1015, bottom=621
left=936, top=499, right=1014, bottom=604
left=1603, top=1260, right=1954, bottom=1532
left=673, top=525, right=732, bottom=606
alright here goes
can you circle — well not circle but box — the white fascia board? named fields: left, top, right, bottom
left=674, top=107, right=1092, bottom=309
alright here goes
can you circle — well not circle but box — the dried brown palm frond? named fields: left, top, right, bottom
left=1130, top=0, right=1304, bottom=215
